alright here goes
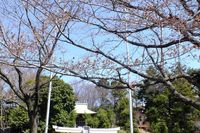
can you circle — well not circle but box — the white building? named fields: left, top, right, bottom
left=53, top=103, right=120, bottom=133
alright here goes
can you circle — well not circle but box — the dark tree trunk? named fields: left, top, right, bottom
left=27, top=99, right=39, bottom=133
left=29, top=112, right=38, bottom=133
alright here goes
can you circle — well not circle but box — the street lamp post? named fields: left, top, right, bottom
left=44, top=71, right=53, bottom=133
left=126, top=40, right=134, bottom=133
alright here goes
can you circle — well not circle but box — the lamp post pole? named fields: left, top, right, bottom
left=126, top=41, right=134, bottom=133
left=44, top=70, right=53, bottom=133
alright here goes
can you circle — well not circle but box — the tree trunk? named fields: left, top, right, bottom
left=29, top=112, right=38, bottom=133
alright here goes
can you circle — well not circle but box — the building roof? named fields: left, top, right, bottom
left=75, top=103, right=96, bottom=114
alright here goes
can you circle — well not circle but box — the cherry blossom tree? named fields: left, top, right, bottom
left=0, top=1, right=200, bottom=132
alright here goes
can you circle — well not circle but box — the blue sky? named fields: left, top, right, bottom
left=0, top=0, right=199, bottom=85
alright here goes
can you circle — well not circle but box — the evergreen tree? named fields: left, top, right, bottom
left=138, top=67, right=200, bottom=133
left=38, top=77, right=76, bottom=132
left=7, top=107, right=29, bottom=132
left=7, top=77, right=76, bottom=133
left=85, top=80, right=139, bottom=133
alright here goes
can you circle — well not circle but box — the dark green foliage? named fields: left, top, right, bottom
left=111, top=83, right=130, bottom=131
left=85, top=107, right=115, bottom=128
left=138, top=66, right=200, bottom=133
left=187, top=69, right=200, bottom=89
left=114, top=97, right=129, bottom=131
left=112, top=89, right=139, bottom=133
left=7, top=107, right=29, bottom=132
left=38, top=77, right=76, bottom=132
left=96, top=108, right=114, bottom=128
left=6, top=77, right=76, bottom=133
left=84, top=114, right=99, bottom=128
left=85, top=84, right=139, bottom=133
left=151, top=121, right=168, bottom=133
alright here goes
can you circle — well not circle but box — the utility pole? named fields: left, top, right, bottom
left=44, top=71, right=53, bottom=133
